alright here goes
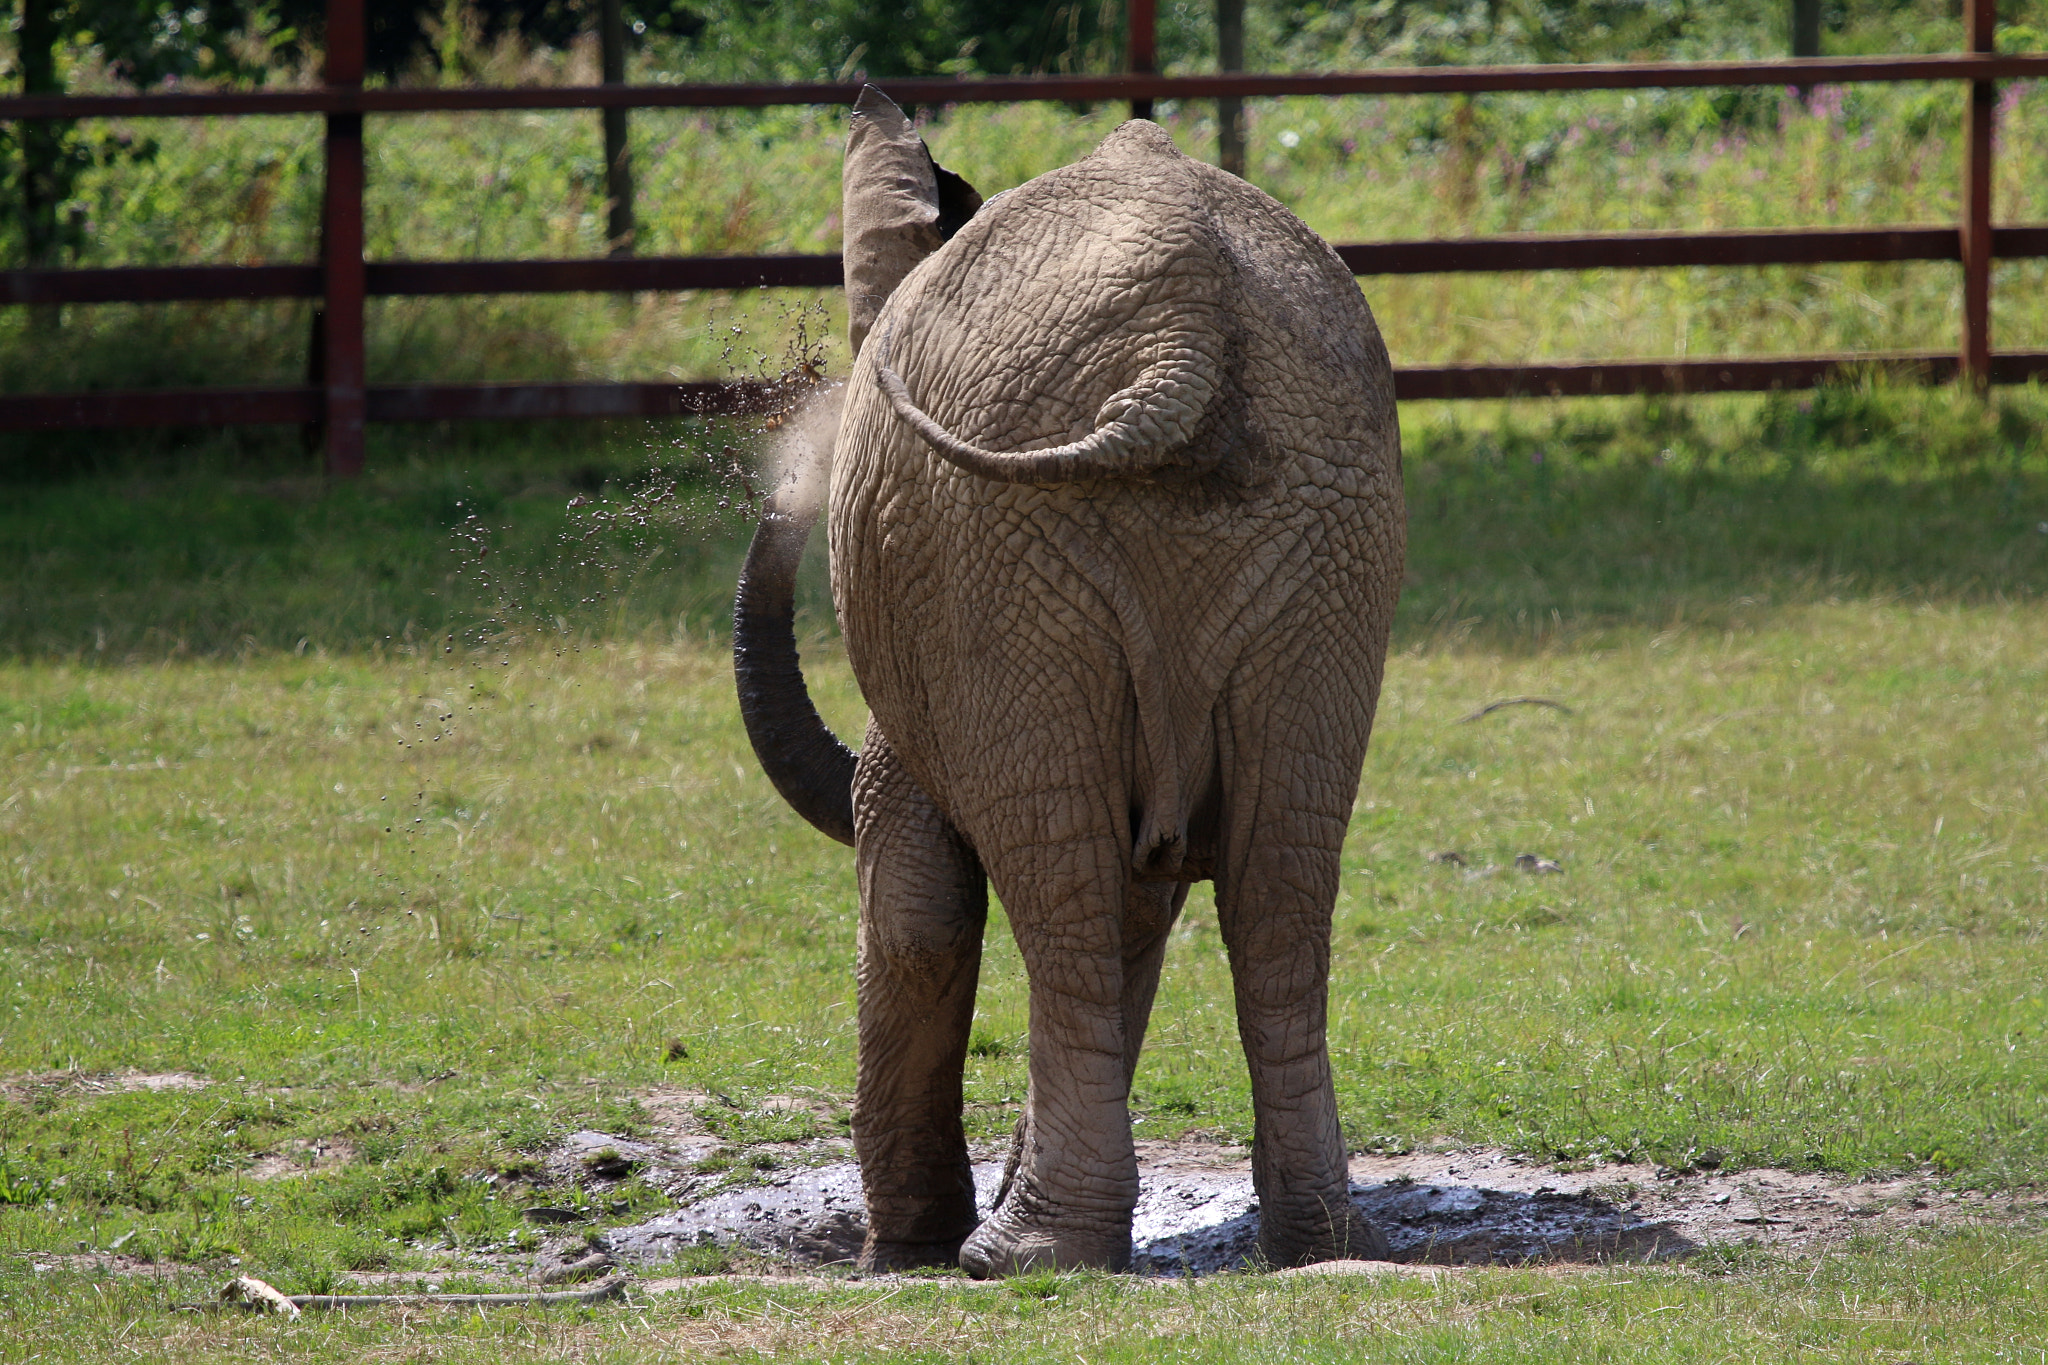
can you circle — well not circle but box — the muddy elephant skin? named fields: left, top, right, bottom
left=735, top=90, right=1405, bottom=1277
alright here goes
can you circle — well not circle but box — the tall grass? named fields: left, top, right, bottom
left=4, top=65, right=2046, bottom=424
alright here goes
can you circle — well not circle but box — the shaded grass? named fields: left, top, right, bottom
left=6, top=381, right=2045, bottom=659
left=1398, top=382, right=2048, bottom=642
left=0, top=416, right=823, bottom=658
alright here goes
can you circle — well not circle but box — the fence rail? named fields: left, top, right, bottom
left=5, top=53, right=2048, bottom=119
left=8, top=353, right=2040, bottom=433
left=1, top=0, right=2043, bottom=470
left=13, top=225, right=2048, bottom=309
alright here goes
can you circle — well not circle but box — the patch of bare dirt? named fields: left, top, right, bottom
left=755, top=1093, right=845, bottom=1122
left=1, top=1070, right=209, bottom=1105
left=244, top=1137, right=357, bottom=1180
left=1274, top=1259, right=1457, bottom=1281
left=637, top=1088, right=715, bottom=1136
left=14, top=1251, right=192, bottom=1278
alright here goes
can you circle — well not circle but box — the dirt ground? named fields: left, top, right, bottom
left=0, top=1070, right=209, bottom=1105
left=532, top=1094, right=2044, bottom=1281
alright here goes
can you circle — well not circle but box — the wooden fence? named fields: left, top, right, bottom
left=2, top=0, right=2046, bottom=473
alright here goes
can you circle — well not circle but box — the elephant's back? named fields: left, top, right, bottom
left=851, top=126, right=1395, bottom=504
left=828, top=125, right=1404, bottom=836
left=839, top=126, right=1401, bottom=585
left=1187, top=158, right=1401, bottom=508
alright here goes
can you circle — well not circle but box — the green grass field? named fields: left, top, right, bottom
left=7, top=8, right=2048, bottom=1349
left=2, top=381, right=2046, bottom=1358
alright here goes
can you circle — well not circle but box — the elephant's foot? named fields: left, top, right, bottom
left=858, top=1235, right=964, bottom=1272
left=1258, top=1200, right=1390, bottom=1267
left=958, top=1207, right=1132, bottom=1278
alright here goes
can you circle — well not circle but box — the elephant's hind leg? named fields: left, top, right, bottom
left=852, top=722, right=988, bottom=1271
left=986, top=878, right=1188, bottom=1229
left=959, top=837, right=1151, bottom=1278
left=1214, top=686, right=1390, bottom=1267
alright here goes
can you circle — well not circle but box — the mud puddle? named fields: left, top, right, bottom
left=563, top=1127, right=2036, bottom=1277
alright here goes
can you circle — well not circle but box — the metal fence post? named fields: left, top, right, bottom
left=1128, top=0, right=1155, bottom=121
left=1961, top=0, right=1996, bottom=393
left=321, top=0, right=368, bottom=475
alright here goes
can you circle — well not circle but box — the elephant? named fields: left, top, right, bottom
left=733, top=87, right=1405, bottom=1277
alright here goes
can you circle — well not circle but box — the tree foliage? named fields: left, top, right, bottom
left=266, top=0, right=709, bottom=80
left=5, top=0, right=294, bottom=265
left=7, top=0, right=2040, bottom=265
left=827, top=0, right=1126, bottom=77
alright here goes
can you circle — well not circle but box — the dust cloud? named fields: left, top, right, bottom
left=760, top=380, right=844, bottom=523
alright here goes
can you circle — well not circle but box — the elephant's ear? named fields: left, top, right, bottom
left=843, top=86, right=980, bottom=357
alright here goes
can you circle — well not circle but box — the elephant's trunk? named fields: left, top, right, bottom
left=733, top=499, right=858, bottom=847
left=873, top=319, right=1220, bottom=486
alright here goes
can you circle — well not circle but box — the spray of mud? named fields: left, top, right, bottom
left=451, top=298, right=840, bottom=655
left=352, top=299, right=839, bottom=957
left=760, top=381, right=844, bottom=523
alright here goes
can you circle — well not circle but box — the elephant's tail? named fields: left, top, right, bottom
left=872, top=317, right=1222, bottom=486
left=733, top=475, right=859, bottom=849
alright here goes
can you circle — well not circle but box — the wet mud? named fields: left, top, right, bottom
left=565, top=1125, right=2027, bottom=1277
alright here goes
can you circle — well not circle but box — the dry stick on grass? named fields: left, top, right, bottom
left=1454, top=697, right=1574, bottom=724
left=186, top=1275, right=629, bottom=1313
left=824, top=1283, right=908, bottom=1329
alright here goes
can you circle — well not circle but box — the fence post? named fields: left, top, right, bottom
left=1128, top=0, right=1155, bottom=121
left=1790, top=0, right=1821, bottom=58
left=600, top=0, right=634, bottom=257
left=321, top=0, right=368, bottom=475
left=1217, top=0, right=1245, bottom=176
left=1961, top=0, right=1995, bottom=393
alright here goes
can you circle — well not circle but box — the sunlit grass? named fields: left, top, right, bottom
left=11, top=589, right=2041, bottom=1178
left=3, top=607, right=2048, bottom=1355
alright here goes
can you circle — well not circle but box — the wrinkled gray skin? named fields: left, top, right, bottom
left=734, top=88, right=1404, bottom=1277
